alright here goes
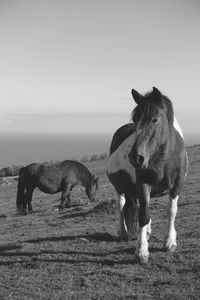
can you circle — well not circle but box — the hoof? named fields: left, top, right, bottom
left=136, top=253, right=149, bottom=265
left=163, top=237, right=177, bottom=253
left=164, top=244, right=177, bottom=253
left=168, top=244, right=177, bottom=253
left=16, top=208, right=27, bottom=215
left=117, top=236, right=128, bottom=242
left=127, top=232, right=138, bottom=241
left=117, top=230, right=128, bottom=241
left=19, top=211, right=27, bottom=216
left=135, top=246, right=149, bottom=265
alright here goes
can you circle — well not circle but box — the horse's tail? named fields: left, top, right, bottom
left=16, top=170, right=25, bottom=213
left=124, top=196, right=139, bottom=239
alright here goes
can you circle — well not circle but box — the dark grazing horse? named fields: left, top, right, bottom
left=107, top=87, right=188, bottom=263
left=17, top=160, right=99, bottom=215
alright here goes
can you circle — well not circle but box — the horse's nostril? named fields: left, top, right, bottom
left=136, top=155, right=144, bottom=166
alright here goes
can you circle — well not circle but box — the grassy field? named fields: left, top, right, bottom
left=0, top=146, right=200, bottom=299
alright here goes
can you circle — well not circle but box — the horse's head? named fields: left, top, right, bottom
left=86, top=173, right=99, bottom=202
left=129, top=87, right=174, bottom=169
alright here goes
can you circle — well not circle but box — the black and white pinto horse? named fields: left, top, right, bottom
left=107, top=87, right=188, bottom=263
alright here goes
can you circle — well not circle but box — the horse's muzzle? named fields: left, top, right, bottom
left=129, top=153, right=148, bottom=169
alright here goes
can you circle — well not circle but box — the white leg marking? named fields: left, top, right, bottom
left=117, top=194, right=128, bottom=238
left=147, top=218, right=152, bottom=241
left=164, top=195, right=179, bottom=252
left=135, top=219, right=151, bottom=263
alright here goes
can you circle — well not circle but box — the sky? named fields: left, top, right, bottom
left=0, top=0, right=199, bottom=141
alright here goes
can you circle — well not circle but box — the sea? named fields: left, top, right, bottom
left=0, top=133, right=199, bottom=169
left=0, top=133, right=112, bottom=168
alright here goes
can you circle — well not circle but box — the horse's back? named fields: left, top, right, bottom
left=37, top=160, right=90, bottom=190
left=60, top=160, right=91, bottom=185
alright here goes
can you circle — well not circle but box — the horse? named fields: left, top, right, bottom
left=107, top=87, right=188, bottom=264
left=16, top=160, right=99, bottom=215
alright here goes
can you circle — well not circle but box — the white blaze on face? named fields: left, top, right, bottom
left=173, top=116, right=184, bottom=139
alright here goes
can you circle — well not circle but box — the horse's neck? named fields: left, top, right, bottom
left=153, top=117, right=184, bottom=161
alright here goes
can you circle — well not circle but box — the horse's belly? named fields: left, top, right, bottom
left=37, top=177, right=62, bottom=194
left=37, top=184, right=61, bottom=194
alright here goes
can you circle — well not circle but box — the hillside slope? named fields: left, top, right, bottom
left=0, top=145, right=199, bottom=299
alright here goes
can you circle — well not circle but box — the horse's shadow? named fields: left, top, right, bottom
left=0, top=250, right=138, bottom=267
left=0, top=244, right=22, bottom=252
left=54, top=203, right=89, bottom=217
left=57, top=200, right=117, bottom=219
left=25, top=232, right=120, bottom=243
left=0, top=232, right=165, bottom=267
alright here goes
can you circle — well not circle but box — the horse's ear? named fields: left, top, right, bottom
left=131, top=89, right=144, bottom=104
left=152, top=87, right=162, bottom=101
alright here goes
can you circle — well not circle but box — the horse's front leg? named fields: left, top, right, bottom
left=135, top=183, right=151, bottom=264
left=64, top=188, right=72, bottom=207
left=59, top=184, right=71, bottom=209
left=163, top=195, right=179, bottom=252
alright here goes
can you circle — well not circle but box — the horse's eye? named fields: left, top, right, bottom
left=152, top=117, right=160, bottom=124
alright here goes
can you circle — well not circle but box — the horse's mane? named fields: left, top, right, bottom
left=131, top=90, right=174, bottom=127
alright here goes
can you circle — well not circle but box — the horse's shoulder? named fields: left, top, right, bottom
left=107, top=124, right=136, bottom=185
left=110, top=123, right=136, bottom=155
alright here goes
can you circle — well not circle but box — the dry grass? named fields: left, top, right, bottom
left=0, top=146, right=200, bottom=299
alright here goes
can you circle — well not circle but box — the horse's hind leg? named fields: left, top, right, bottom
left=117, top=193, right=129, bottom=240
left=59, top=184, right=71, bottom=209
left=163, top=195, right=179, bottom=252
left=26, top=187, right=34, bottom=213
left=20, top=190, right=28, bottom=215
left=16, top=178, right=25, bottom=214
left=65, top=187, right=72, bottom=207
left=124, top=196, right=139, bottom=239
